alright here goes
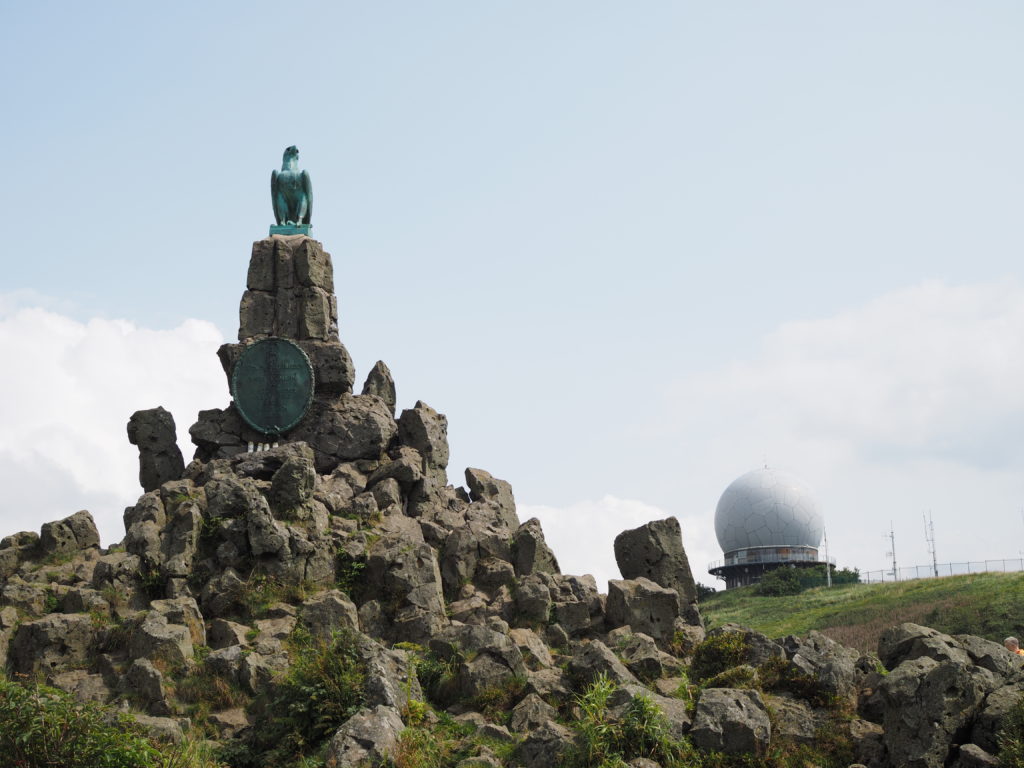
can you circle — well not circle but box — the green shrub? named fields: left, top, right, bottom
left=467, top=675, right=527, bottom=722
left=395, top=641, right=461, bottom=708
left=389, top=712, right=496, bottom=768
left=690, top=631, right=748, bottom=682
left=566, top=673, right=693, bottom=768
left=757, top=656, right=839, bottom=711
left=236, top=627, right=366, bottom=766
left=0, top=676, right=225, bottom=768
left=703, top=664, right=758, bottom=690
left=756, top=569, right=803, bottom=597
left=335, top=550, right=366, bottom=597
left=998, top=694, right=1024, bottom=767
left=696, top=582, right=717, bottom=602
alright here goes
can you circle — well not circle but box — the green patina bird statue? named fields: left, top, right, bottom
left=271, top=146, right=313, bottom=227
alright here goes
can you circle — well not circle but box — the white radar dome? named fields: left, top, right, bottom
left=714, top=468, right=823, bottom=554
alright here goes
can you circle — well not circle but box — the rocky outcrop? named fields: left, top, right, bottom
left=5, top=232, right=1022, bottom=768
left=127, top=407, right=185, bottom=492
left=873, top=623, right=1023, bottom=768
left=362, top=360, right=397, bottom=416
left=613, top=516, right=698, bottom=605
left=39, top=510, right=100, bottom=557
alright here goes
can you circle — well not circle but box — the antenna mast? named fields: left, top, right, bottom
left=823, top=527, right=832, bottom=587
left=924, top=511, right=938, bottom=578
left=885, top=523, right=898, bottom=581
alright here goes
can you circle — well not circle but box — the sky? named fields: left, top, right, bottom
left=2, top=2, right=1024, bottom=591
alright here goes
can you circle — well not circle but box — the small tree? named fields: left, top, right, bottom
left=695, top=582, right=717, bottom=601
left=756, top=567, right=803, bottom=596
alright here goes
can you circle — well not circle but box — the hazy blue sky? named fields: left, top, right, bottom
left=3, top=3, right=1024, bottom=589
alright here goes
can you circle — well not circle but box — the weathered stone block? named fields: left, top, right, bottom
left=39, top=510, right=100, bottom=556
left=128, top=407, right=184, bottom=492
left=298, top=287, right=332, bottom=339
left=297, top=339, right=355, bottom=395
left=238, top=290, right=275, bottom=339
left=399, top=402, right=449, bottom=478
left=614, top=517, right=697, bottom=605
left=246, top=238, right=276, bottom=291
left=690, top=688, right=771, bottom=756
left=295, top=238, right=334, bottom=292
left=362, top=360, right=396, bottom=415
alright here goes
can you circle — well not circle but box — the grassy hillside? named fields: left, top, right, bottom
left=698, top=571, right=1024, bottom=655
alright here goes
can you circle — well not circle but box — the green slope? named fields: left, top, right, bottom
left=698, top=571, right=1024, bottom=655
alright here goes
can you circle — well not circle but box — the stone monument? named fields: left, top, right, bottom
left=188, top=149, right=400, bottom=470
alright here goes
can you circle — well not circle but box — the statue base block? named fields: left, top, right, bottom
left=270, top=224, right=311, bottom=236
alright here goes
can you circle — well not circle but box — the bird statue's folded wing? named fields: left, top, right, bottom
left=271, top=169, right=281, bottom=224
left=301, top=170, right=313, bottom=225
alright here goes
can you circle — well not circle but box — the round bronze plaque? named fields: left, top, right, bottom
left=230, top=338, right=315, bottom=435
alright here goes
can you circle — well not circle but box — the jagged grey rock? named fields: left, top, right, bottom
left=617, top=632, right=683, bottom=682
left=550, top=573, right=603, bottom=637
left=465, top=468, right=517, bottom=527
left=267, top=445, right=317, bottom=518
left=297, top=339, right=355, bottom=396
left=440, top=519, right=514, bottom=600
left=363, top=535, right=447, bottom=645
left=690, top=688, right=771, bottom=756
left=780, top=630, right=860, bottom=704
left=367, top=446, right=424, bottom=492
left=879, top=655, right=993, bottom=768
left=972, top=682, right=1024, bottom=752
left=39, top=510, right=100, bottom=557
left=9, top=613, right=95, bottom=674
left=126, top=658, right=170, bottom=715
left=158, top=495, right=203, bottom=579
left=606, top=577, right=682, bottom=643
left=709, top=624, right=786, bottom=667
left=128, top=612, right=194, bottom=667
left=150, top=596, right=206, bottom=647
left=954, top=633, right=1022, bottom=679
left=362, top=360, right=397, bottom=415
left=509, top=627, right=554, bottom=669
left=763, top=693, right=825, bottom=745
left=290, top=395, right=398, bottom=473
left=2, top=581, right=50, bottom=615
left=513, top=573, right=553, bottom=626
left=399, top=401, right=449, bottom=483
left=358, top=635, right=424, bottom=712
left=132, top=714, right=184, bottom=743
left=878, top=622, right=973, bottom=670
left=513, top=518, right=560, bottom=576
left=613, top=516, right=697, bottom=605
left=50, top=669, right=111, bottom=703
left=513, top=720, right=575, bottom=768
left=509, top=692, right=557, bottom=733
left=324, top=705, right=404, bottom=768
left=429, top=624, right=528, bottom=703
left=298, top=589, right=359, bottom=640
left=568, top=639, right=640, bottom=688
left=951, top=743, right=1000, bottom=768
left=128, top=407, right=185, bottom=492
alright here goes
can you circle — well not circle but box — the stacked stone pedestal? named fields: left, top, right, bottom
left=189, top=236, right=394, bottom=472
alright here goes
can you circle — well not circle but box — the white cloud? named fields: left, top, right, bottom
left=521, top=496, right=718, bottom=594
left=0, top=302, right=225, bottom=546
left=668, top=279, right=1024, bottom=576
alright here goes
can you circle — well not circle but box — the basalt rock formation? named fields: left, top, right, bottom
left=1, top=235, right=1021, bottom=768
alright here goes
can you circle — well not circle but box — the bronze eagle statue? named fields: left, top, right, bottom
left=271, top=146, right=312, bottom=227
